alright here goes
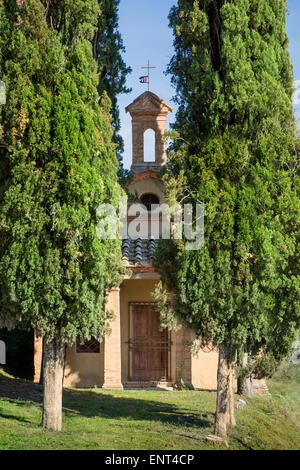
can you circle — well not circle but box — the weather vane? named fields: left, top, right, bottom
left=139, top=60, right=156, bottom=91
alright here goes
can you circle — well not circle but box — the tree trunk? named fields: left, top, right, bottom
left=237, top=375, right=254, bottom=397
left=227, top=361, right=236, bottom=427
left=237, top=353, right=254, bottom=397
left=39, top=337, right=44, bottom=385
left=42, top=337, right=65, bottom=431
left=214, top=343, right=236, bottom=440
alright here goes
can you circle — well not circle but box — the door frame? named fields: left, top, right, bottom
left=128, top=301, right=171, bottom=382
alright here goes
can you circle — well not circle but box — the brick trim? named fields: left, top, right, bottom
left=103, top=287, right=123, bottom=389
left=130, top=170, right=162, bottom=184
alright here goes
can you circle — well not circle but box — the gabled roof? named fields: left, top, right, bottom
left=125, top=91, right=173, bottom=115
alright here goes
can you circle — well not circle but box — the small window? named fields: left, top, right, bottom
left=141, top=193, right=160, bottom=212
left=76, top=337, right=100, bottom=354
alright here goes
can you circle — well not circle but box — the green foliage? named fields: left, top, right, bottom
left=235, top=353, right=278, bottom=380
left=0, top=0, right=124, bottom=344
left=151, top=281, right=181, bottom=332
left=252, top=354, right=279, bottom=380
left=93, top=0, right=132, bottom=173
left=42, top=0, right=100, bottom=46
left=38, top=0, right=131, bottom=171
left=154, top=0, right=300, bottom=359
left=273, top=361, right=300, bottom=383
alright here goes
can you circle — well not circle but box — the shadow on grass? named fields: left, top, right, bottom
left=0, top=411, right=32, bottom=424
left=0, top=373, right=213, bottom=430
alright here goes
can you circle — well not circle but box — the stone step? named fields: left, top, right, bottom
left=253, top=379, right=271, bottom=396
left=123, top=381, right=173, bottom=390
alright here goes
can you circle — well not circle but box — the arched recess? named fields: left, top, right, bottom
left=141, top=193, right=160, bottom=212
left=143, top=128, right=156, bottom=162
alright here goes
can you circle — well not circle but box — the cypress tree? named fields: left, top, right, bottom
left=93, top=0, right=132, bottom=175
left=154, top=0, right=300, bottom=440
left=0, top=0, right=123, bottom=430
left=42, top=1, right=132, bottom=172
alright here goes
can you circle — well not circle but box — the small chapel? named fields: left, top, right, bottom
left=34, top=91, right=219, bottom=390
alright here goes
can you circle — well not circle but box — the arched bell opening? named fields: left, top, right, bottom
left=143, top=128, right=156, bottom=162
left=140, top=193, right=160, bottom=212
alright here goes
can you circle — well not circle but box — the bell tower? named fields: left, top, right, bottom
left=125, top=91, right=173, bottom=174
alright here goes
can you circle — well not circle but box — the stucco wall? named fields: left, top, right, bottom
left=64, top=342, right=104, bottom=388
left=191, top=350, right=219, bottom=390
left=128, top=177, right=166, bottom=204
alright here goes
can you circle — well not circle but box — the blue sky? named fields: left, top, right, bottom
left=118, top=0, right=300, bottom=169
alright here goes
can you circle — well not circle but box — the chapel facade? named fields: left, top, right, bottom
left=34, top=91, right=219, bottom=390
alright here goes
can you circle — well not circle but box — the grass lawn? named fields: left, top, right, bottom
left=0, top=366, right=299, bottom=450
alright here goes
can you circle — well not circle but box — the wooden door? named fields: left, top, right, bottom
left=130, top=304, right=169, bottom=381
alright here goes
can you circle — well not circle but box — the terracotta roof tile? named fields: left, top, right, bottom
left=122, top=237, right=158, bottom=267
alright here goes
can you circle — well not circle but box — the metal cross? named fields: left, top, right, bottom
left=140, top=61, right=156, bottom=91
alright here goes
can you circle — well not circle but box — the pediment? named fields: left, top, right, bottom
left=126, top=91, right=172, bottom=116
